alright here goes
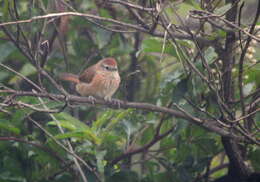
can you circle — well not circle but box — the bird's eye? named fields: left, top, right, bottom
left=105, top=66, right=110, bottom=70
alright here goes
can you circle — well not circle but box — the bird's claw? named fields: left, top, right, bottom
left=104, top=97, right=121, bottom=108
left=111, top=99, right=121, bottom=109
left=88, top=96, right=96, bottom=105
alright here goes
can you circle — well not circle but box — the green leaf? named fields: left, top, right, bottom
left=245, top=66, right=260, bottom=86
left=48, top=112, right=101, bottom=144
left=107, top=34, right=133, bottom=55
left=54, top=131, right=101, bottom=145
left=122, top=120, right=139, bottom=142
left=249, top=148, right=260, bottom=171
left=243, top=83, right=255, bottom=96
left=10, top=108, right=29, bottom=126
left=93, top=110, right=115, bottom=130
left=175, top=2, right=201, bottom=21
left=2, top=155, right=24, bottom=179
left=214, top=3, right=231, bottom=15
left=0, top=120, right=20, bottom=135
left=52, top=112, right=90, bottom=130
left=140, top=126, right=154, bottom=145
left=0, top=71, right=10, bottom=82
left=19, top=63, right=37, bottom=76
left=106, top=170, right=139, bottom=182
left=96, top=150, right=107, bottom=173
left=2, top=0, right=10, bottom=20
left=9, top=63, right=37, bottom=84
left=0, top=42, right=17, bottom=63
left=177, top=166, right=192, bottom=182
left=48, top=120, right=77, bottom=130
left=172, top=76, right=189, bottom=103
left=204, top=47, right=217, bottom=64
left=0, top=171, right=26, bottom=182
left=106, top=109, right=133, bottom=131
left=184, top=0, right=201, bottom=10
left=94, top=27, right=112, bottom=49
left=142, top=38, right=177, bottom=57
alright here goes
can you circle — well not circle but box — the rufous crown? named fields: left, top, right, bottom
left=101, top=58, right=117, bottom=66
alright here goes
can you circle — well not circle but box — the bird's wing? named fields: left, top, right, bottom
left=79, top=64, right=97, bottom=84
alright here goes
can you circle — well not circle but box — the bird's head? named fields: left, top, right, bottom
left=99, top=58, right=118, bottom=72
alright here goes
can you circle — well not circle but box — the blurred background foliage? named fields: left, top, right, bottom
left=0, top=0, right=259, bottom=182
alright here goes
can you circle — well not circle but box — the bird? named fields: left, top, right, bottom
left=60, top=57, right=121, bottom=101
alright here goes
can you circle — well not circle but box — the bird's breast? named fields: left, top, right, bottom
left=98, top=72, right=120, bottom=97
left=76, top=71, right=120, bottom=99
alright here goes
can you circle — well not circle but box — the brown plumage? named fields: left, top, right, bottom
left=60, top=58, right=120, bottom=100
left=59, top=73, right=80, bottom=84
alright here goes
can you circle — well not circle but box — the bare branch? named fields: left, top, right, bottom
left=111, top=125, right=176, bottom=165
left=35, top=93, right=90, bottom=182
left=0, top=11, right=213, bottom=45
left=190, top=10, right=260, bottom=42
left=0, top=12, right=148, bottom=31
left=237, top=1, right=260, bottom=130
left=0, top=136, right=64, bottom=163
left=0, top=89, right=249, bottom=143
left=0, top=63, right=42, bottom=92
left=108, top=0, right=156, bottom=11
left=27, top=115, right=100, bottom=181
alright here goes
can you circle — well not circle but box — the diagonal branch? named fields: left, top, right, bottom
left=111, top=125, right=176, bottom=165
left=0, top=136, right=64, bottom=163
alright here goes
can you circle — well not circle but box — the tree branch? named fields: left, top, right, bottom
left=0, top=89, right=249, bottom=143
left=0, top=11, right=213, bottom=45
left=110, top=125, right=176, bottom=165
left=108, top=0, right=155, bottom=11
left=0, top=136, right=64, bottom=163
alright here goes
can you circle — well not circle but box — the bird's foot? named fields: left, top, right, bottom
left=112, top=99, right=122, bottom=109
left=104, top=96, right=121, bottom=109
left=104, top=96, right=111, bottom=102
left=88, top=96, right=96, bottom=105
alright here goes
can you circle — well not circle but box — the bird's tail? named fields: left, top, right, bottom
left=59, top=73, right=79, bottom=84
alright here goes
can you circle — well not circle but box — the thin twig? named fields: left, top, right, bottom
left=35, top=91, right=90, bottom=182
left=190, top=10, right=260, bottom=42
left=16, top=101, right=60, bottom=113
left=108, top=0, right=156, bottom=11
left=27, top=115, right=100, bottom=181
left=0, top=11, right=148, bottom=31
left=0, top=63, right=42, bottom=92
left=237, top=0, right=260, bottom=130
left=111, top=125, right=176, bottom=165
left=0, top=11, right=213, bottom=45
left=232, top=108, right=260, bottom=123
left=0, top=136, right=64, bottom=163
